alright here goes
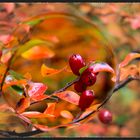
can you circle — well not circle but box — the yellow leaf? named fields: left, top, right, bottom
left=21, top=45, right=55, bottom=60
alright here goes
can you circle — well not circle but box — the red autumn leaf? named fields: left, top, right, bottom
left=3, top=3, right=15, bottom=14
left=119, top=52, right=140, bottom=68
left=28, top=82, right=48, bottom=101
left=41, top=64, right=67, bottom=77
left=44, top=103, right=56, bottom=115
left=0, top=34, right=14, bottom=45
left=60, top=110, right=74, bottom=119
left=16, top=97, right=30, bottom=114
left=54, top=90, right=80, bottom=105
left=90, top=62, right=115, bottom=74
left=32, top=94, right=49, bottom=102
left=21, top=111, right=55, bottom=118
left=21, top=45, right=55, bottom=60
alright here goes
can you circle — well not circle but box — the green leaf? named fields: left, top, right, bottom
left=23, top=17, right=45, bottom=27
left=9, top=70, right=24, bottom=80
left=11, top=85, right=23, bottom=96
left=16, top=39, right=53, bottom=57
left=79, top=65, right=88, bottom=75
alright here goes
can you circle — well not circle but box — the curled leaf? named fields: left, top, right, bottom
left=44, top=103, right=56, bottom=115
left=41, top=64, right=67, bottom=77
left=119, top=52, right=140, bottom=68
left=34, top=124, right=72, bottom=132
left=21, top=111, right=55, bottom=118
left=28, top=82, right=48, bottom=101
left=16, top=97, right=30, bottom=113
left=54, top=91, right=80, bottom=105
left=90, top=62, right=114, bottom=74
left=34, top=124, right=49, bottom=132
left=60, top=110, right=74, bottom=119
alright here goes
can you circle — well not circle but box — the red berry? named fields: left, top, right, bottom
left=74, top=81, right=87, bottom=93
left=98, top=109, right=112, bottom=124
left=78, top=90, right=95, bottom=111
left=69, top=54, right=85, bottom=76
left=80, top=71, right=96, bottom=86
left=84, top=65, right=98, bottom=75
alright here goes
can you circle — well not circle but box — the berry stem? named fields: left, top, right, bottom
left=71, top=75, right=140, bottom=124
left=53, top=77, right=80, bottom=94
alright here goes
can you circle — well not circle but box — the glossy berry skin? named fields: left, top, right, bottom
left=74, top=81, right=87, bottom=93
left=69, top=54, right=85, bottom=76
left=80, top=70, right=96, bottom=86
left=98, top=109, right=112, bottom=124
left=84, top=65, right=98, bottom=75
left=78, top=90, right=95, bottom=111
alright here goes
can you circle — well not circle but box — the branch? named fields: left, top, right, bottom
left=113, top=76, right=140, bottom=92
left=0, top=129, right=42, bottom=138
left=72, top=75, right=140, bottom=123
left=53, top=77, right=80, bottom=94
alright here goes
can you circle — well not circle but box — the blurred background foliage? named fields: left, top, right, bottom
left=0, top=3, right=140, bottom=137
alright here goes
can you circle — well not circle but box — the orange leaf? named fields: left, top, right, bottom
left=21, top=111, right=55, bottom=118
left=119, top=52, right=140, bottom=68
left=1, top=51, right=12, bottom=64
left=41, top=64, right=67, bottom=77
left=3, top=79, right=27, bottom=90
left=28, top=82, right=48, bottom=101
left=24, top=72, right=32, bottom=81
left=21, top=45, right=55, bottom=60
left=54, top=90, right=80, bottom=105
left=60, top=110, right=74, bottom=119
left=44, top=103, right=56, bottom=114
left=16, top=98, right=30, bottom=113
left=34, top=124, right=49, bottom=132
left=32, top=94, right=49, bottom=102
left=34, top=124, right=72, bottom=132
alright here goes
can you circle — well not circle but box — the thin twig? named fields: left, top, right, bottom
left=0, top=129, right=42, bottom=138
left=53, top=77, right=80, bottom=94
left=71, top=75, right=140, bottom=123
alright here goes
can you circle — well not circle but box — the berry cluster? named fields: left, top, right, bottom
left=69, top=54, right=112, bottom=124
left=69, top=54, right=97, bottom=111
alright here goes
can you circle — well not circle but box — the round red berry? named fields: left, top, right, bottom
left=69, top=54, right=85, bottom=76
left=74, top=81, right=87, bottom=93
left=84, top=65, right=98, bottom=75
left=80, top=71, right=96, bottom=86
left=98, top=109, right=112, bottom=124
left=78, top=90, right=95, bottom=111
